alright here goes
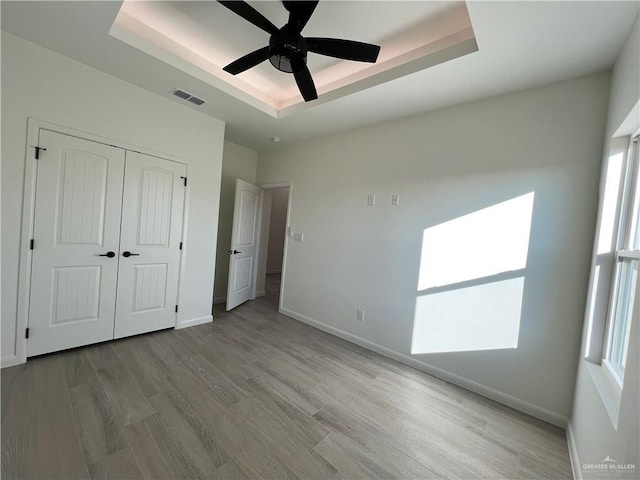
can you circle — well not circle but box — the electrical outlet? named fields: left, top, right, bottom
left=391, top=194, right=400, bottom=205
left=367, top=194, right=376, bottom=206
left=356, top=309, right=365, bottom=321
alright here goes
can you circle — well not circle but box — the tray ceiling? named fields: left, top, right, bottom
left=110, top=1, right=477, bottom=117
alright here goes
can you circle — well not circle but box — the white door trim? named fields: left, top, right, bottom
left=11, top=117, right=190, bottom=367
left=257, top=182, right=293, bottom=314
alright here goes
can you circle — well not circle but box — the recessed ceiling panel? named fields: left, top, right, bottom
left=110, top=0, right=477, bottom=117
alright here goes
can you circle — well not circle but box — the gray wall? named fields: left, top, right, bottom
left=1, top=32, right=226, bottom=366
left=569, top=14, right=639, bottom=479
left=257, top=72, right=611, bottom=424
left=213, top=142, right=258, bottom=304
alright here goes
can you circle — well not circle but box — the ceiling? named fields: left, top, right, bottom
left=111, top=1, right=476, bottom=115
left=2, top=1, right=639, bottom=151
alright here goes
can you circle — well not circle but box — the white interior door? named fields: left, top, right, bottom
left=114, top=151, right=187, bottom=339
left=28, top=130, right=125, bottom=356
left=227, top=179, right=261, bottom=310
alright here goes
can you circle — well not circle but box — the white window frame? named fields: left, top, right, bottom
left=602, top=135, right=640, bottom=388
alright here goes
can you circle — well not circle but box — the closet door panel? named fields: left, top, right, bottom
left=28, top=130, right=125, bottom=356
left=114, top=151, right=186, bottom=338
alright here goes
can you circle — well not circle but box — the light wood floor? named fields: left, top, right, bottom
left=2, top=274, right=572, bottom=479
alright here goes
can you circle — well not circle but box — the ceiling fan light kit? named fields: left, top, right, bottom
left=218, top=0, right=381, bottom=102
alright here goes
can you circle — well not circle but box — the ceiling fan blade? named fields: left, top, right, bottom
left=285, top=1, right=319, bottom=33
left=307, top=38, right=380, bottom=63
left=291, top=58, right=318, bottom=102
left=223, top=46, right=271, bottom=75
left=218, top=1, right=279, bottom=35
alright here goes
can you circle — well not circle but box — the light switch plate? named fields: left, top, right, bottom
left=367, top=194, right=376, bottom=206
left=293, top=232, right=304, bottom=243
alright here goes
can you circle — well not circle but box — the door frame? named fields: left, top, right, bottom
left=13, top=118, right=190, bottom=366
left=255, top=182, right=293, bottom=313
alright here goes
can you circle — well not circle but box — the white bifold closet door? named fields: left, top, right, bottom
left=27, top=130, right=186, bottom=357
left=114, top=151, right=186, bottom=339
left=28, top=130, right=125, bottom=356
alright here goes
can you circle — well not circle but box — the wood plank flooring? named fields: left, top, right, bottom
left=2, top=274, right=572, bottom=479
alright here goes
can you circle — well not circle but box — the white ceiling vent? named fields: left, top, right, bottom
left=170, top=88, right=206, bottom=106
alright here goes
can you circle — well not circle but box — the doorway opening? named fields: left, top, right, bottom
left=256, top=185, right=290, bottom=311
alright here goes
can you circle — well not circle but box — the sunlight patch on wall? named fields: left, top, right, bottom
left=412, top=277, right=525, bottom=354
left=412, top=192, right=535, bottom=354
left=418, top=192, right=534, bottom=290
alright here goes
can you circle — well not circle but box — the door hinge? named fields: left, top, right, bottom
left=179, top=241, right=183, bottom=250
left=181, top=176, right=187, bottom=187
left=175, top=305, right=179, bottom=313
left=25, top=328, right=30, bottom=339
left=34, top=146, right=47, bottom=160
left=30, top=239, right=34, bottom=250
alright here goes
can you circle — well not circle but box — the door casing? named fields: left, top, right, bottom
left=223, top=181, right=293, bottom=313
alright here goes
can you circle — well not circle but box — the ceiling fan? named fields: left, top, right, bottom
left=218, top=1, right=381, bottom=102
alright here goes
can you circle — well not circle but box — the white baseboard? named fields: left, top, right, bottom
left=256, top=290, right=266, bottom=297
left=566, top=421, right=581, bottom=480
left=213, top=296, right=226, bottom=305
left=280, top=306, right=569, bottom=428
left=1, top=355, right=22, bottom=369
left=177, top=315, right=213, bottom=329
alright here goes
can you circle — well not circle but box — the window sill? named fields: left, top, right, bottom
left=586, top=361, right=621, bottom=429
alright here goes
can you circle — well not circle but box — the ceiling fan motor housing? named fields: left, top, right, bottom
left=218, top=0, right=380, bottom=101
left=269, top=27, right=307, bottom=73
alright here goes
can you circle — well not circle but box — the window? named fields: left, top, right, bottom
left=602, top=136, right=639, bottom=386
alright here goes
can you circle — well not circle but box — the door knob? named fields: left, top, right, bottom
left=122, top=251, right=140, bottom=257
left=228, top=249, right=242, bottom=254
left=98, top=251, right=116, bottom=258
